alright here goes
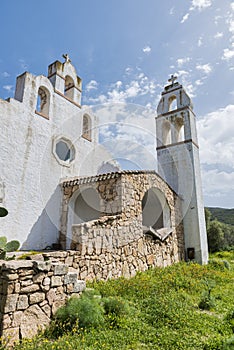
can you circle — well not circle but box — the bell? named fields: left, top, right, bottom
left=0, top=206, right=8, bottom=217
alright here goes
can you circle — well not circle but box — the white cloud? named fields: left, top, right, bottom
left=142, top=46, right=151, bottom=54
left=198, top=104, right=234, bottom=203
left=181, top=13, right=190, bottom=23
left=195, top=79, right=204, bottom=86
left=214, top=32, right=223, bottom=39
left=222, top=48, right=234, bottom=60
left=202, top=169, right=234, bottom=196
left=197, top=36, right=203, bottom=47
left=115, top=81, right=122, bottom=89
left=2, top=72, right=10, bottom=78
left=181, top=0, right=212, bottom=24
left=196, top=63, right=212, bottom=74
left=169, top=7, right=174, bottom=15
left=19, top=59, right=28, bottom=70
left=197, top=104, right=234, bottom=167
left=190, top=0, right=212, bottom=11
left=3, top=85, right=13, bottom=92
left=176, top=57, right=191, bottom=67
left=86, top=80, right=98, bottom=91
left=88, top=68, right=157, bottom=105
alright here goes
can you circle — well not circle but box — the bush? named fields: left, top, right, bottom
left=48, top=292, right=105, bottom=338
left=208, top=258, right=230, bottom=271
left=222, top=335, right=234, bottom=350
left=102, top=296, right=129, bottom=327
left=225, top=309, right=234, bottom=332
left=198, top=279, right=216, bottom=311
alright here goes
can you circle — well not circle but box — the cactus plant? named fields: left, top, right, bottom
left=0, top=236, right=20, bottom=260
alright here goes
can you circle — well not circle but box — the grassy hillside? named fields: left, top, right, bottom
left=207, top=207, right=234, bottom=226
left=11, top=251, right=234, bottom=350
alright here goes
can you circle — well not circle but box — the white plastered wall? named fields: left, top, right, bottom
left=0, top=62, right=113, bottom=250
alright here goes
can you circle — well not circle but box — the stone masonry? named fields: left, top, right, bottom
left=59, top=171, right=185, bottom=280
left=0, top=258, right=85, bottom=347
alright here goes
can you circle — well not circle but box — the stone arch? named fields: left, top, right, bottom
left=64, top=75, right=75, bottom=100
left=36, top=86, right=50, bottom=117
left=141, top=187, right=171, bottom=231
left=66, top=187, right=101, bottom=248
left=175, top=116, right=185, bottom=142
left=168, top=95, right=177, bottom=111
left=162, top=119, right=171, bottom=145
left=82, top=114, right=92, bottom=141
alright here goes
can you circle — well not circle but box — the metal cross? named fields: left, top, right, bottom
left=62, top=54, right=71, bottom=63
left=168, top=74, right=177, bottom=85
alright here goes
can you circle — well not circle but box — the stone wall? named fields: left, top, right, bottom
left=60, top=171, right=185, bottom=275
left=0, top=259, right=85, bottom=346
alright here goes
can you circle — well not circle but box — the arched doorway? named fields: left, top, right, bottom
left=142, top=188, right=171, bottom=238
left=66, top=187, right=101, bottom=248
left=74, top=188, right=101, bottom=224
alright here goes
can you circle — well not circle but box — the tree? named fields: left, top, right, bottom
left=207, top=220, right=224, bottom=253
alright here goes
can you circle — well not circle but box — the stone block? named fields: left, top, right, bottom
left=4, top=294, right=18, bottom=313
left=51, top=276, right=62, bottom=287
left=20, top=284, right=40, bottom=293
left=52, top=299, right=66, bottom=316
left=54, top=263, right=69, bottom=275
left=29, top=292, right=45, bottom=305
left=17, top=295, right=29, bottom=310
left=33, top=272, right=45, bottom=283
left=73, top=280, right=86, bottom=293
left=43, top=277, right=51, bottom=286
left=42, top=303, right=51, bottom=318
left=3, top=260, right=33, bottom=270
left=2, top=327, right=19, bottom=347
left=46, top=289, right=57, bottom=305
left=33, top=261, right=51, bottom=272
left=65, top=256, right=73, bottom=266
left=2, top=314, right=12, bottom=329
left=12, top=311, right=23, bottom=327
left=20, top=305, right=50, bottom=339
left=64, top=272, right=78, bottom=284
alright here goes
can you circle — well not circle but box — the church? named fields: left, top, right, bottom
left=0, top=55, right=208, bottom=269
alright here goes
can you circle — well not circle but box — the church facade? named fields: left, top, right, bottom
left=0, top=57, right=208, bottom=265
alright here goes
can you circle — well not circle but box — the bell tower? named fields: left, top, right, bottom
left=156, top=75, right=208, bottom=264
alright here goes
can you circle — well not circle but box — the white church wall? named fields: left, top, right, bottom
left=0, top=60, right=112, bottom=250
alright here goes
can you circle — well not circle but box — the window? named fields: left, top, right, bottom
left=162, top=120, right=171, bottom=145
left=64, top=75, right=74, bottom=100
left=82, top=114, right=92, bottom=141
left=36, top=86, right=50, bottom=117
left=168, top=95, right=177, bottom=111
left=175, top=117, right=185, bottom=142
left=53, top=137, right=75, bottom=166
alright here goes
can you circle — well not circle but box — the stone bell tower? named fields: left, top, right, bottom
left=156, top=75, right=208, bottom=264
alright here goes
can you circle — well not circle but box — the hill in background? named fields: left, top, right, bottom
left=207, top=207, right=234, bottom=226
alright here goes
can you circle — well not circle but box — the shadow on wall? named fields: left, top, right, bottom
left=21, top=186, right=62, bottom=250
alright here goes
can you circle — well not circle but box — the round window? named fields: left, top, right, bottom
left=53, top=137, right=75, bottom=166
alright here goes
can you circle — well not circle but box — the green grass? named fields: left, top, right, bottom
left=10, top=251, right=234, bottom=350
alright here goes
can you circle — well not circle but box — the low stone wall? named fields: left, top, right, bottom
left=0, top=259, right=85, bottom=346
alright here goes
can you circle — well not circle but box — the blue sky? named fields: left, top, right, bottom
left=0, top=0, right=233, bottom=208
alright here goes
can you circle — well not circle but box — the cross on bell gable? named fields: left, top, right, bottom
left=62, top=54, right=71, bottom=63
left=168, top=74, right=177, bottom=85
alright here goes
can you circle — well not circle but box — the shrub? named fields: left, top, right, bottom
left=198, top=279, right=216, bottom=310
left=225, top=309, right=234, bottom=331
left=102, top=296, right=129, bottom=327
left=208, top=258, right=230, bottom=271
left=222, top=335, right=234, bottom=350
left=48, top=292, right=105, bottom=338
